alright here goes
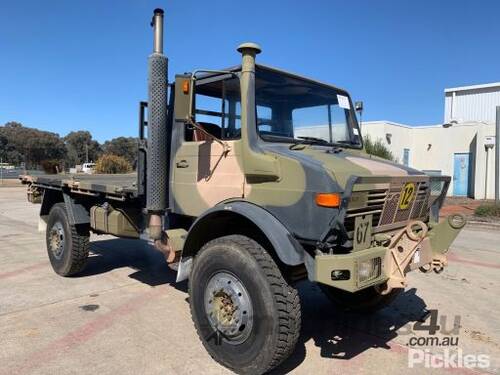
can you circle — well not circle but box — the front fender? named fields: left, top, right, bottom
left=176, top=201, right=306, bottom=282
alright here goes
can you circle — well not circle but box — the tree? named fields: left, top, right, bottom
left=102, top=136, right=138, bottom=166
left=0, top=122, right=66, bottom=168
left=40, top=159, right=62, bottom=174
left=4, top=121, right=23, bottom=128
left=0, top=134, right=7, bottom=160
left=64, top=131, right=101, bottom=167
left=363, top=135, right=395, bottom=161
left=95, top=154, right=132, bottom=174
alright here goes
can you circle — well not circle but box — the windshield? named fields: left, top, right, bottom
left=255, top=66, right=362, bottom=147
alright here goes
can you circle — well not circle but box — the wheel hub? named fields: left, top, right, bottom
left=204, top=271, right=253, bottom=344
left=49, top=222, right=65, bottom=260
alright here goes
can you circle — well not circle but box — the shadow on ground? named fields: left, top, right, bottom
left=81, top=237, right=427, bottom=373
left=79, top=237, right=187, bottom=291
left=272, top=283, right=427, bottom=374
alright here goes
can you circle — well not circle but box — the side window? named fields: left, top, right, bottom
left=257, top=105, right=272, bottom=132
left=185, top=77, right=241, bottom=141
left=222, top=77, right=241, bottom=139
left=196, top=95, right=222, bottom=127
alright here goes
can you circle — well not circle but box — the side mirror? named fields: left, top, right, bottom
left=174, top=74, right=194, bottom=122
left=355, top=101, right=364, bottom=113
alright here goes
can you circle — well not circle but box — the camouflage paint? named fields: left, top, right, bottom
left=23, top=48, right=465, bottom=292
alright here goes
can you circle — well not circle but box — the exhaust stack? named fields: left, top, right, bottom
left=147, top=8, right=169, bottom=239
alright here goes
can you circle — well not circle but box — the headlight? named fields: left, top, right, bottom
left=358, top=257, right=382, bottom=284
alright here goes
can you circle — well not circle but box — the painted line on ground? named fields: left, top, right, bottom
left=447, top=254, right=500, bottom=269
left=0, top=262, right=47, bottom=280
left=7, top=286, right=167, bottom=375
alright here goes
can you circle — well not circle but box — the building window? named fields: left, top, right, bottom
left=403, top=148, right=410, bottom=167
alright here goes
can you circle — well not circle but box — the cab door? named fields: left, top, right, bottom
left=172, top=75, right=244, bottom=216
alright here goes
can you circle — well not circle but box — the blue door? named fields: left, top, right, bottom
left=453, top=153, right=470, bottom=196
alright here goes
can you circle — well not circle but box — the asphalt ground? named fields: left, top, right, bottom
left=1, top=186, right=499, bottom=374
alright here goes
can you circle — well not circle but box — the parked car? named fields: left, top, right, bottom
left=81, top=162, right=95, bottom=174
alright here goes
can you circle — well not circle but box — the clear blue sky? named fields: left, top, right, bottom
left=1, top=0, right=499, bottom=142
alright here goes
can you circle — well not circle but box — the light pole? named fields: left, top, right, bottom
left=496, top=106, right=499, bottom=204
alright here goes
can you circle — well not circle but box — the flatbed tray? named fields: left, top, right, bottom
left=19, top=173, right=138, bottom=198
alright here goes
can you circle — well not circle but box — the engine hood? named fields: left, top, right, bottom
left=263, top=144, right=425, bottom=190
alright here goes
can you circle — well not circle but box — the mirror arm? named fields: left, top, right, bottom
left=185, top=117, right=231, bottom=155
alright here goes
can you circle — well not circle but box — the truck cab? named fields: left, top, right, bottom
left=166, top=44, right=464, bottom=294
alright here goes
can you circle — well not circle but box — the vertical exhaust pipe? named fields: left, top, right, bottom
left=147, top=8, right=169, bottom=240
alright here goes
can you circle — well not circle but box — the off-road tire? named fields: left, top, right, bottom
left=188, top=235, right=301, bottom=374
left=46, top=203, right=89, bottom=276
left=320, top=285, right=402, bottom=313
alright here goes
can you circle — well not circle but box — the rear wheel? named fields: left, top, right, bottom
left=320, top=285, right=402, bottom=313
left=46, top=203, right=89, bottom=276
left=189, top=235, right=301, bottom=374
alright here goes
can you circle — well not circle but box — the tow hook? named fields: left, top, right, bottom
left=431, top=255, right=447, bottom=274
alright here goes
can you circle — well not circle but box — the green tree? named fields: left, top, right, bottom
left=0, top=134, right=7, bottom=160
left=102, top=136, right=138, bottom=166
left=64, top=131, right=101, bottom=167
left=95, top=154, right=132, bottom=174
left=0, top=122, right=66, bottom=168
left=363, top=135, right=395, bottom=161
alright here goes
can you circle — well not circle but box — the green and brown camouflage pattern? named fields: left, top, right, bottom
left=167, top=44, right=464, bottom=291
left=22, top=42, right=464, bottom=293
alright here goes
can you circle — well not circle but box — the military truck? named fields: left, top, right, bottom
left=20, top=8, right=466, bottom=374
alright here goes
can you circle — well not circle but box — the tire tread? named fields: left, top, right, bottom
left=48, top=203, right=89, bottom=276
left=189, top=234, right=301, bottom=374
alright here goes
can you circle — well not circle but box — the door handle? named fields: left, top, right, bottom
left=176, top=160, right=189, bottom=168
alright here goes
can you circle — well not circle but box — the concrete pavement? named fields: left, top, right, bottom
left=0, top=186, right=499, bottom=374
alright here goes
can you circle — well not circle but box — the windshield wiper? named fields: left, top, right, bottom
left=332, top=140, right=362, bottom=149
left=295, top=136, right=331, bottom=145
left=289, top=136, right=332, bottom=150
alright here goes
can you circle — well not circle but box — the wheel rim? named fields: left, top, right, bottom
left=204, top=271, right=253, bottom=345
left=49, top=222, right=65, bottom=260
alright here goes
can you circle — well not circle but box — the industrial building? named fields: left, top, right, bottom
left=361, top=120, right=496, bottom=199
left=297, top=82, right=500, bottom=198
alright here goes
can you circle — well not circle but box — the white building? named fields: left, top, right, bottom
left=297, top=82, right=500, bottom=199
left=445, top=82, right=500, bottom=124
left=361, top=120, right=496, bottom=199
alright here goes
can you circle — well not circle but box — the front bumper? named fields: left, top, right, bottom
left=314, top=214, right=466, bottom=293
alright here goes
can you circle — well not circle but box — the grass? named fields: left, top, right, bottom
left=474, top=204, right=500, bottom=217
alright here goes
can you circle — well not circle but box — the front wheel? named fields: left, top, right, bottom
left=188, top=235, right=301, bottom=374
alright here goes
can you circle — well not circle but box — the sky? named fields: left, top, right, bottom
left=1, top=0, right=499, bottom=142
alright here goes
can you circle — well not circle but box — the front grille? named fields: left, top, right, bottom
left=345, top=189, right=387, bottom=233
left=345, top=178, right=430, bottom=236
left=380, top=181, right=429, bottom=225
